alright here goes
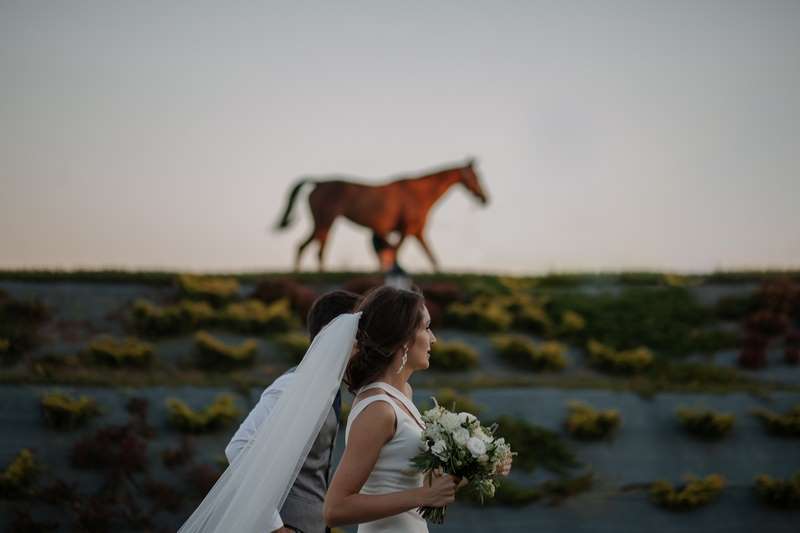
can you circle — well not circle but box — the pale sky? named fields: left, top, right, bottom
left=1, top=0, right=798, bottom=274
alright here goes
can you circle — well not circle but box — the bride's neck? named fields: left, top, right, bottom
left=374, top=369, right=413, bottom=397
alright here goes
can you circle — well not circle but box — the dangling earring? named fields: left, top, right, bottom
left=395, top=345, right=408, bottom=374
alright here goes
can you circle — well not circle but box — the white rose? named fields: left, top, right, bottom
left=453, top=427, right=470, bottom=446
left=458, top=412, right=477, bottom=425
left=431, top=440, right=448, bottom=458
left=440, top=412, right=462, bottom=431
left=473, top=427, right=493, bottom=443
left=466, top=437, right=487, bottom=457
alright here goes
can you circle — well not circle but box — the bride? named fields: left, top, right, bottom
left=324, top=285, right=458, bottom=531
left=178, top=285, right=510, bottom=533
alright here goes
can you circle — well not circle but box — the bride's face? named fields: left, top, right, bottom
left=406, top=305, right=436, bottom=371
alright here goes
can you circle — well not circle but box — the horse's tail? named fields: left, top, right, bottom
left=274, top=178, right=315, bottom=230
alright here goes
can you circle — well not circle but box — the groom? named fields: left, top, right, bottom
left=225, top=289, right=361, bottom=533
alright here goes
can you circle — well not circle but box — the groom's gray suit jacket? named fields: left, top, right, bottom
left=280, top=368, right=339, bottom=533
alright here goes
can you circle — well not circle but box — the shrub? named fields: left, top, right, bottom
left=558, top=310, right=586, bottom=335
left=715, top=294, right=758, bottom=321
left=490, top=415, right=581, bottom=475
left=162, top=437, right=195, bottom=469
left=427, top=388, right=484, bottom=416
left=586, top=339, right=653, bottom=374
left=543, top=288, right=713, bottom=355
left=40, top=392, right=101, bottom=430
left=185, top=464, right=223, bottom=495
left=193, top=331, right=257, bottom=369
left=565, top=401, right=621, bottom=440
left=737, top=334, right=769, bottom=369
left=428, top=340, right=479, bottom=371
left=445, top=297, right=513, bottom=332
left=649, top=474, right=726, bottom=510
left=85, top=335, right=154, bottom=367
left=250, top=278, right=318, bottom=324
left=131, top=298, right=215, bottom=336
left=166, top=394, right=240, bottom=433
left=220, top=298, right=296, bottom=334
left=274, top=332, right=310, bottom=364
left=753, top=472, right=800, bottom=509
left=676, top=407, right=734, bottom=439
left=0, top=292, right=49, bottom=363
left=511, top=301, right=554, bottom=336
left=339, top=401, right=351, bottom=427
left=752, top=404, right=800, bottom=437
left=71, top=425, right=149, bottom=472
left=493, top=335, right=567, bottom=372
left=176, top=274, right=240, bottom=305
left=0, top=449, right=38, bottom=498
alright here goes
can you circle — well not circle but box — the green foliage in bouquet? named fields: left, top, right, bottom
left=428, top=341, right=479, bottom=371
left=428, top=388, right=484, bottom=416
left=176, top=274, right=240, bottom=306
left=753, top=471, right=800, bottom=509
left=40, top=392, right=101, bottom=430
left=649, top=474, right=726, bottom=510
left=0, top=449, right=38, bottom=498
left=193, top=331, right=257, bottom=369
left=273, top=332, right=310, bottom=364
left=219, top=298, right=297, bottom=334
left=676, top=407, right=734, bottom=439
left=493, top=335, right=567, bottom=372
left=752, top=404, right=800, bottom=437
left=490, top=415, right=581, bottom=475
left=166, top=394, right=240, bottom=433
left=564, top=401, right=621, bottom=440
left=444, top=296, right=513, bottom=332
left=85, top=335, right=154, bottom=367
left=131, top=298, right=215, bottom=336
left=586, top=339, right=653, bottom=374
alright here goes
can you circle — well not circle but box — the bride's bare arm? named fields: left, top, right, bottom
left=323, top=401, right=456, bottom=527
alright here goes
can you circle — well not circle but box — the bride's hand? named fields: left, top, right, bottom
left=422, top=468, right=457, bottom=507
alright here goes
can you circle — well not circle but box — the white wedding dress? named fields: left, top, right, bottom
left=345, top=381, right=429, bottom=533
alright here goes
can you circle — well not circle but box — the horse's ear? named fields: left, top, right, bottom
left=466, top=157, right=476, bottom=168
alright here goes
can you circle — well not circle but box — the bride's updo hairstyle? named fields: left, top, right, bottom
left=344, top=284, right=425, bottom=394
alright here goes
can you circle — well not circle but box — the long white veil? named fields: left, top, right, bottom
left=179, top=311, right=362, bottom=533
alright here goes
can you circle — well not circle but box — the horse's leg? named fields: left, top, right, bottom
left=315, top=227, right=332, bottom=272
left=295, top=233, right=316, bottom=272
left=414, top=233, right=440, bottom=272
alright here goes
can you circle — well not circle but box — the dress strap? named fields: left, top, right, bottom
left=357, top=382, right=426, bottom=430
left=345, top=394, right=403, bottom=439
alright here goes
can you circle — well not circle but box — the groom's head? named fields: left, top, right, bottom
left=307, top=289, right=361, bottom=340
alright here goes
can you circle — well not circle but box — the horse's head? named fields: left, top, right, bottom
left=459, top=158, right=488, bottom=205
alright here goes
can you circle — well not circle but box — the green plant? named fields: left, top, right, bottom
left=676, top=407, right=734, bottom=439
left=176, top=274, right=240, bottom=305
left=166, top=395, right=240, bottom=433
left=193, top=331, right=257, bottom=369
left=753, top=472, right=800, bottom=509
left=273, top=332, right=310, bottom=364
left=492, top=335, right=567, bottom=371
left=565, top=401, right=621, bottom=440
left=40, top=392, right=101, bottom=430
left=0, top=449, right=38, bottom=498
left=428, top=340, right=479, bottom=371
left=586, top=339, right=653, bottom=374
left=131, top=298, right=215, bottom=336
left=85, top=336, right=154, bottom=367
left=752, top=404, right=800, bottom=437
left=444, top=297, right=513, bottom=332
left=489, top=415, right=581, bottom=475
left=220, top=299, right=296, bottom=334
left=649, top=474, right=726, bottom=510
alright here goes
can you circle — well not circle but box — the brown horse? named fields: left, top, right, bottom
left=274, top=159, right=489, bottom=272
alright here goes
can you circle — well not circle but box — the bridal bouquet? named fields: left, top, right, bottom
left=410, top=398, right=515, bottom=524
